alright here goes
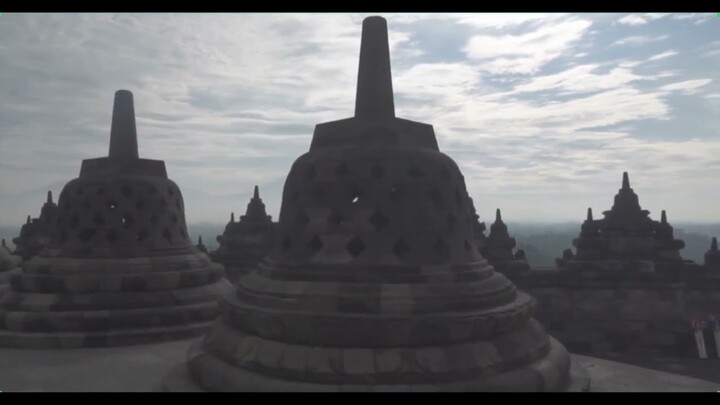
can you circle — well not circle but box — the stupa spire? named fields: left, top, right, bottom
left=354, top=16, right=395, bottom=120
left=622, top=171, right=630, bottom=189
left=495, top=208, right=502, bottom=222
left=46, top=190, right=53, bottom=204
left=712, top=237, right=718, bottom=252
left=25, top=215, right=30, bottom=225
left=587, top=207, right=593, bottom=221
left=108, top=90, right=139, bottom=159
left=230, top=212, right=235, bottom=223
left=661, top=210, right=667, bottom=224
left=253, top=185, right=259, bottom=199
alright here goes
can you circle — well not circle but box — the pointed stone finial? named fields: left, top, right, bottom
left=47, top=190, right=53, bottom=204
left=712, top=237, right=718, bottom=252
left=661, top=210, right=667, bottom=224
left=354, top=16, right=395, bottom=120
left=198, top=235, right=203, bottom=245
left=231, top=212, right=235, bottom=223
left=495, top=209, right=502, bottom=222
left=26, top=215, right=31, bottom=224
left=622, top=171, right=630, bottom=189
left=108, top=90, right=139, bottom=159
left=253, top=185, right=259, bottom=199
left=586, top=207, right=593, bottom=221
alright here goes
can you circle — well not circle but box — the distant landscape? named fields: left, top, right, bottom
left=2, top=222, right=717, bottom=268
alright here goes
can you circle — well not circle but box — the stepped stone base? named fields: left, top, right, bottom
left=158, top=337, right=590, bottom=392
left=0, top=254, right=234, bottom=349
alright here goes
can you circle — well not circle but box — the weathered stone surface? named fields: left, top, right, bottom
left=0, top=90, right=232, bottom=349
left=506, top=271, right=720, bottom=357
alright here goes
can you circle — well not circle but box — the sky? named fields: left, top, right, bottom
left=0, top=13, right=719, bottom=226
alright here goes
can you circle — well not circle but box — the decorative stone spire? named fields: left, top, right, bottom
left=354, top=16, right=394, bottom=120
left=46, top=190, right=52, bottom=204
left=587, top=207, right=593, bottom=221
left=489, top=208, right=509, bottom=236
left=561, top=174, right=689, bottom=269
left=622, top=171, right=630, bottom=189
left=196, top=235, right=208, bottom=254
left=25, top=215, right=30, bottom=225
left=212, top=186, right=276, bottom=282
left=108, top=90, right=139, bottom=159
left=705, top=237, right=720, bottom=271
left=482, top=207, right=528, bottom=273
left=230, top=212, right=235, bottom=223
left=243, top=185, right=270, bottom=220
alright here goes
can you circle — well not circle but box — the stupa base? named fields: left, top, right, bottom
left=0, top=277, right=234, bottom=349
left=0, top=321, right=217, bottom=349
left=158, top=337, right=590, bottom=392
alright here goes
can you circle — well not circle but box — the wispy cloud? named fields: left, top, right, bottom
left=647, top=50, right=679, bottom=61
left=612, top=35, right=669, bottom=46
left=463, top=16, right=593, bottom=75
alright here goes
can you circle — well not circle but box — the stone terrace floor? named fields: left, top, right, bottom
left=0, top=338, right=717, bottom=392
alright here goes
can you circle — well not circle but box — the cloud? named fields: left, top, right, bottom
left=463, top=17, right=593, bottom=75
left=647, top=50, right=678, bottom=61
left=507, top=64, right=646, bottom=95
left=617, top=14, right=648, bottom=26
left=0, top=13, right=718, bottom=225
left=671, top=13, right=715, bottom=24
left=659, top=79, right=713, bottom=94
left=617, top=13, right=671, bottom=26
left=612, top=35, right=669, bottom=46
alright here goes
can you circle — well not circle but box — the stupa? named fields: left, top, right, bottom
left=705, top=237, right=719, bottom=271
left=556, top=172, right=697, bottom=273
left=211, top=186, right=276, bottom=283
left=161, top=16, right=587, bottom=392
left=481, top=209, right=530, bottom=274
left=0, top=240, right=22, bottom=296
left=196, top=236, right=209, bottom=254
left=12, top=191, right=58, bottom=260
left=0, top=90, right=232, bottom=349
left=468, top=197, right=487, bottom=252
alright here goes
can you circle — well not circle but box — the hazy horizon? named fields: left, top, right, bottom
left=1, top=13, right=719, bottom=225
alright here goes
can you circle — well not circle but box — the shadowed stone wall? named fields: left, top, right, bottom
left=507, top=268, right=720, bottom=358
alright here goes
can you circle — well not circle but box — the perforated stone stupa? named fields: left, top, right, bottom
left=161, top=16, right=587, bottom=392
left=556, top=172, right=700, bottom=274
left=481, top=209, right=529, bottom=274
left=12, top=191, right=58, bottom=260
left=211, top=186, right=276, bottom=283
left=0, top=90, right=232, bottom=349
